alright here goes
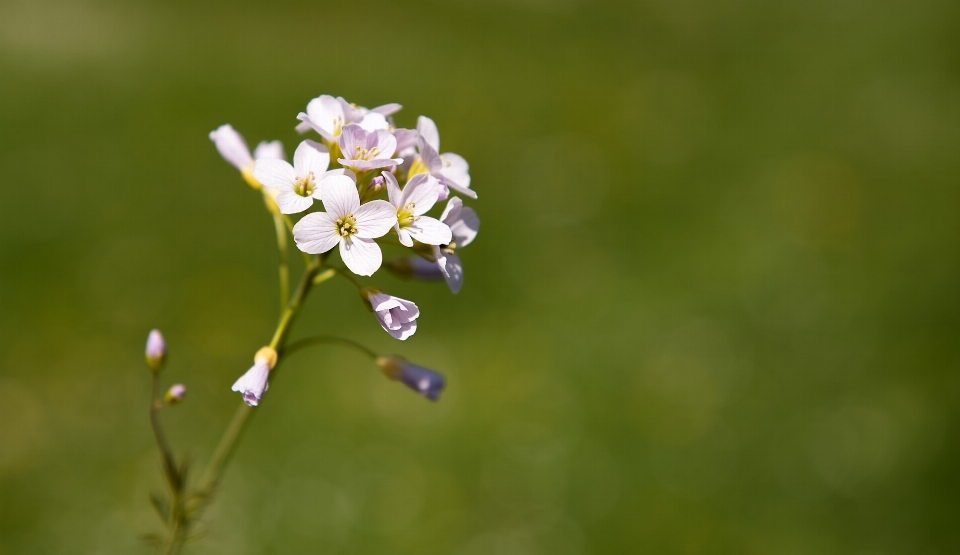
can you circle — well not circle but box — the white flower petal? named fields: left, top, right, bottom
left=397, top=227, right=414, bottom=247
left=384, top=171, right=402, bottom=207
left=253, top=158, right=297, bottom=190
left=209, top=124, right=253, bottom=170
left=293, top=212, right=340, bottom=254
left=253, top=140, right=285, bottom=160
left=338, top=124, right=365, bottom=157
left=293, top=140, right=329, bottom=178
left=440, top=197, right=463, bottom=224
left=274, top=190, right=315, bottom=214
left=372, top=103, right=402, bottom=116
left=307, top=95, right=343, bottom=136
left=340, top=237, right=382, bottom=276
left=319, top=175, right=360, bottom=218
left=417, top=116, right=440, bottom=151
left=408, top=217, right=452, bottom=246
left=373, top=130, right=398, bottom=158
left=388, top=320, right=417, bottom=340
left=440, top=251, right=463, bottom=294
left=418, top=137, right=444, bottom=174
left=401, top=173, right=440, bottom=215
left=358, top=112, right=389, bottom=132
left=451, top=206, right=480, bottom=247
left=354, top=200, right=398, bottom=238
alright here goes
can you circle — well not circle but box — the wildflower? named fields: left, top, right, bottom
left=209, top=124, right=285, bottom=189
left=231, top=347, right=278, bottom=407
left=164, top=384, right=186, bottom=405
left=386, top=256, right=446, bottom=281
left=337, top=124, right=403, bottom=172
left=292, top=175, right=397, bottom=276
left=145, top=329, right=166, bottom=372
left=364, top=288, right=419, bottom=340
left=296, top=95, right=400, bottom=141
left=432, top=197, right=480, bottom=294
left=383, top=172, right=452, bottom=247
left=412, top=116, right=476, bottom=200
left=252, top=140, right=333, bottom=214
left=376, top=356, right=445, bottom=401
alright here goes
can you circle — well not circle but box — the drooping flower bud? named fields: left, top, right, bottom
left=386, top=256, right=445, bottom=281
left=376, top=356, right=445, bottom=401
left=164, top=384, right=186, bottom=405
left=145, top=329, right=166, bottom=373
left=231, top=347, right=278, bottom=406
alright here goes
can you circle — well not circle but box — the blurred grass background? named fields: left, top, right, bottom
left=1, top=0, right=959, bottom=553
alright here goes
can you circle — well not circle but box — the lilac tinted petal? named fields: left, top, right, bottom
left=340, top=237, right=382, bottom=276
left=307, top=95, right=343, bottom=134
left=253, top=158, right=297, bottom=190
left=417, top=116, right=440, bottom=151
left=451, top=206, right=480, bottom=247
left=437, top=183, right=450, bottom=202
left=393, top=128, right=419, bottom=152
left=408, top=217, right=452, bottom=246
left=397, top=227, right=414, bottom=247
left=400, top=173, right=440, bottom=214
left=396, top=361, right=443, bottom=399
left=275, top=190, right=315, bottom=214
left=440, top=176, right=478, bottom=199
left=209, top=124, right=253, bottom=170
left=338, top=124, right=366, bottom=158
left=253, top=140, right=285, bottom=160
left=338, top=158, right=404, bottom=172
left=394, top=298, right=420, bottom=319
left=440, top=197, right=463, bottom=225
left=373, top=130, right=398, bottom=158
left=369, top=293, right=403, bottom=312
left=295, top=120, right=312, bottom=134
left=337, top=97, right=366, bottom=123
left=384, top=171, right=402, bottom=207
left=440, top=152, right=471, bottom=188
left=293, top=140, right=330, bottom=178
left=372, top=103, right=402, bottom=116
left=293, top=212, right=340, bottom=254
left=319, top=175, right=360, bottom=218
left=418, top=137, right=444, bottom=174
left=231, top=362, right=270, bottom=406
left=353, top=200, right=398, bottom=238
left=437, top=250, right=463, bottom=294
left=387, top=320, right=417, bottom=340
left=297, top=113, right=334, bottom=142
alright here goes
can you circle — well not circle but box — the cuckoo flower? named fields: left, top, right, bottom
left=432, top=197, right=480, bottom=294
left=292, top=175, right=397, bottom=276
left=367, top=290, right=419, bottom=340
left=296, top=95, right=400, bottom=140
left=209, top=124, right=285, bottom=189
left=384, top=172, right=452, bottom=247
left=252, top=140, right=334, bottom=214
left=231, top=347, right=278, bottom=407
left=377, top=356, right=446, bottom=401
left=337, top=124, right=403, bottom=172
left=413, top=116, right=476, bottom=200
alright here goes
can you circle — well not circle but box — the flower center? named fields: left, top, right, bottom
left=354, top=145, right=381, bottom=160
left=332, top=116, right=344, bottom=137
left=293, top=173, right=316, bottom=197
left=336, top=215, right=358, bottom=237
left=397, top=203, right=417, bottom=228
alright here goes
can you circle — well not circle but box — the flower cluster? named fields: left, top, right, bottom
left=210, top=95, right=478, bottom=404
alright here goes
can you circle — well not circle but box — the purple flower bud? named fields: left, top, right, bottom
left=145, top=329, right=166, bottom=372
left=164, top=384, right=186, bottom=405
left=369, top=175, right=385, bottom=192
left=377, top=356, right=445, bottom=401
left=386, top=256, right=445, bottom=281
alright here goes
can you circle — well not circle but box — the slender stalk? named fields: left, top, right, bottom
left=282, top=335, right=378, bottom=360
left=271, top=212, right=289, bottom=313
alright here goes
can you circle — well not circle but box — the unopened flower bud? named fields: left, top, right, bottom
left=164, top=384, right=186, bottom=405
left=359, top=286, right=383, bottom=312
left=368, top=175, right=385, bottom=195
left=145, top=329, right=166, bottom=372
left=231, top=347, right=278, bottom=406
left=376, top=356, right=445, bottom=401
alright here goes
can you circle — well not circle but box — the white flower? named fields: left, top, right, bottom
left=432, top=197, right=480, bottom=294
left=296, top=95, right=401, bottom=140
left=292, top=175, right=397, bottom=276
left=252, top=140, right=336, bottom=214
left=337, top=124, right=404, bottom=172
left=383, top=172, right=452, bottom=247
left=369, top=291, right=419, bottom=340
left=231, top=347, right=278, bottom=407
left=209, top=124, right=285, bottom=188
left=415, top=116, right=476, bottom=200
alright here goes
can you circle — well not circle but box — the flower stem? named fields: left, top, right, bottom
left=271, top=212, right=290, bottom=313
left=282, top=335, right=378, bottom=360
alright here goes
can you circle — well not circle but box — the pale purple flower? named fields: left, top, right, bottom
left=337, top=124, right=403, bottom=172
left=292, top=175, right=397, bottom=276
left=383, top=172, right=452, bottom=247
left=145, top=329, right=166, bottom=372
left=415, top=116, right=476, bottom=200
left=296, top=95, right=401, bottom=140
left=231, top=347, right=277, bottom=407
left=377, top=356, right=445, bottom=401
left=164, top=384, right=186, bottom=405
left=369, top=292, right=419, bottom=340
left=252, top=140, right=336, bottom=214
left=431, top=197, right=480, bottom=294
left=209, top=124, right=285, bottom=188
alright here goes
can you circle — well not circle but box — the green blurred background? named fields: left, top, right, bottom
left=2, top=0, right=959, bottom=553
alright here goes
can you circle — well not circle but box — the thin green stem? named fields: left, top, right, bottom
left=282, top=335, right=378, bottom=360
left=271, top=212, right=290, bottom=313
left=331, top=266, right=364, bottom=290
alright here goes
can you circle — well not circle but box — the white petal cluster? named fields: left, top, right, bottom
left=209, top=94, right=481, bottom=343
